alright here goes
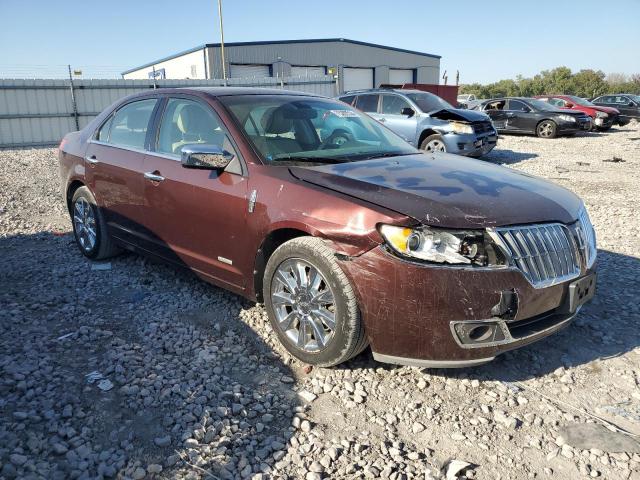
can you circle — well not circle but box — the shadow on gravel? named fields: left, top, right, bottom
left=0, top=231, right=300, bottom=480
left=483, top=149, right=538, bottom=165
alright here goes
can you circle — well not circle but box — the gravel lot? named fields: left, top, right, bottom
left=1, top=122, right=640, bottom=480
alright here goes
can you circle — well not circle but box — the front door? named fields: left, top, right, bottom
left=139, top=97, right=249, bottom=290
left=379, top=94, right=418, bottom=145
left=483, top=99, right=508, bottom=130
left=84, top=97, right=158, bottom=244
left=506, top=99, right=537, bottom=132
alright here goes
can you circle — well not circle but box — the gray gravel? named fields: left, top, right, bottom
left=1, top=122, right=640, bottom=479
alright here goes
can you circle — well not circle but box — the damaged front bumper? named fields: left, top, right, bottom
left=442, top=131, right=498, bottom=157
left=339, top=246, right=596, bottom=368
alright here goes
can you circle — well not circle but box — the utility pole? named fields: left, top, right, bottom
left=217, top=0, right=227, bottom=82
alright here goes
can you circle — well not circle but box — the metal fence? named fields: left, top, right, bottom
left=0, top=75, right=338, bottom=148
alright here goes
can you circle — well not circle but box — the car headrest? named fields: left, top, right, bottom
left=177, top=104, right=216, bottom=135
left=261, top=107, right=294, bottom=134
left=126, top=109, right=150, bottom=131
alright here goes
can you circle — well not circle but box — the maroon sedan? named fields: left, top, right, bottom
left=59, top=88, right=597, bottom=367
left=535, top=95, right=621, bottom=130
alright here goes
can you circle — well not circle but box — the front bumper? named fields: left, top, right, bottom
left=339, top=246, right=595, bottom=367
left=558, top=118, right=591, bottom=133
left=442, top=131, right=498, bottom=157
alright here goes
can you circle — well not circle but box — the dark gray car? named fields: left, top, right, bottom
left=591, top=94, right=640, bottom=123
left=337, top=89, right=497, bottom=157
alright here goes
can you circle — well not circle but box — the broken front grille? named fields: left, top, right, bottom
left=491, top=223, right=581, bottom=288
left=472, top=121, right=495, bottom=134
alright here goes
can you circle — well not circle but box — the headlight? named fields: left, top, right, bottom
left=449, top=122, right=474, bottom=134
left=379, top=224, right=505, bottom=266
left=595, top=111, right=608, bottom=118
left=559, top=114, right=576, bottom=122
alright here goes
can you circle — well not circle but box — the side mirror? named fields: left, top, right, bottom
left=401, top=107, right=415, bottom=117
left=629, top=102, right=635, bottom=107
left=565, top=103, right=574, bottom=108
left=181, top=144, right=234, bottom=170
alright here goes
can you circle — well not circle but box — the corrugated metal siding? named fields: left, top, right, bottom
left=0, top=76, right=336, bottom=148
left=207, top=41, right=440, bottom=87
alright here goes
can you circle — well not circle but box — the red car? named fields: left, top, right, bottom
left=58, top=88, right=597, bottom=368
left=535, top=95, right=621, bottom=131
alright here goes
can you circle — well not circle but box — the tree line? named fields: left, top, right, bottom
left=459, top=67, right=640, bottom=99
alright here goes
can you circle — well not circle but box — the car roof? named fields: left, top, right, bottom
left=340, top=88, right=426, bottom=96
left=188, top=87, right=322, bottom=97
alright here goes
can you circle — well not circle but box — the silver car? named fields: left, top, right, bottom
left=337, top=89, right=497, bottom=157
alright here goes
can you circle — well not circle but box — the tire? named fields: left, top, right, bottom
left=536, top=120, right=557, bottom=139
left=419, top=134, right=447, bottom=153
left=70, top=186, right=120, bottom=260
left=263, top=237, right=368, bottom=367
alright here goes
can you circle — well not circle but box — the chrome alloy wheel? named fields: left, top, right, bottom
left=538, top=121, right=554, bottom=138
left=271, top=259, right=336, bottom=352
left=425, top=139, right=446, bottom=152
left=73, top=197, right=97, bottom=252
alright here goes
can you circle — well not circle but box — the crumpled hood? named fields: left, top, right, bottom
left=429, top=108, right=490, bottom=122
left=289, top=153, right=583, bottom=228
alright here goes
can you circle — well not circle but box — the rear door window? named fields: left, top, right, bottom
left=107, top=99, right=157, bottom=149
left=355, top=94, right=379, bottom=113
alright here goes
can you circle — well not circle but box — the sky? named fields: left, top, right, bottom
left=1, top=0, right=639, bottom=83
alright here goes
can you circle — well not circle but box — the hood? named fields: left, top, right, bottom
left=590, top=105, right=619, bottom=114
left=289, top=154, right=583, bottom=229
left=429, top=108, right=489, bottom=122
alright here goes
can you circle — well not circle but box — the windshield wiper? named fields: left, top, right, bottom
left=351, top=152, right=416, bottom=161
left=272, top=155, right=348, bottom=164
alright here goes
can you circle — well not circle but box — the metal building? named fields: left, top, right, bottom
left=121, top=38, right=441, bottom=93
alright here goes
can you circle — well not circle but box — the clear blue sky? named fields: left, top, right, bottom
left=1, top=0, right=639, bottom=82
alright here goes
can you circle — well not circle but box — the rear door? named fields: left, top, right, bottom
left=379, top=94, right=418, bottom=144
left=139, top=95, right=249, bottom=289
left=85, top=97, right=158, bottom=243
left=482, top=99, right=508, bottom=130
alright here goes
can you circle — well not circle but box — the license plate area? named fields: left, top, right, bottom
left=568, top=273, right=596, bottom=312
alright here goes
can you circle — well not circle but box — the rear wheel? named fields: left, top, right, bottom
left=536, top=120, right=557, bottom=139
left=420, top=134, right=447, bottom=153
left=71, top=186, right=120, bottom=260
left=263, top=237, right=367, bottom=367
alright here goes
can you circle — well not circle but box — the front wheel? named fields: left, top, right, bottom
left=536, top=120, right=557, bottom=139
left=420, top=134, right=447, bottom=153
left=263, top=237, right=367, bottom=367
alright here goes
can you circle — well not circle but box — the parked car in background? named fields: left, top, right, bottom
left=457, top=94, right=477, bottom=104
left=58, top=87, right=596, bottom=368
left=591, top=94, right=640, bottom=123
left=535, top=94, right=621, bottom=130
left=338, top=89, right=497, bottom=157
left=474, top=97, right=592, bottom=138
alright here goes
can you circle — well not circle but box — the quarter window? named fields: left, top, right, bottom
left=157, top=98, right=237, bottom=158
left=107, top=99, right=157, bottom=149
left=381, top=95, right=411, bottom=115
left=355, top=94, right=379, bottom=113
left=339, top=95, right=355, bottom=106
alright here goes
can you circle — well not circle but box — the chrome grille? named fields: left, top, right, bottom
left=491, top=223, right=581, bottom=288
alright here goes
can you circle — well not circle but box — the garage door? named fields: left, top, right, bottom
left=343, top=67, right=374, bottom=92
left=291, top=66, right=326, bottom=77
left=229, top=64, right=270, bottom=78
left=389, top=69, right=414, bottom=85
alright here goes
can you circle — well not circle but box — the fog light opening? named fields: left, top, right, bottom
left=468, top=325, right=494, bottom=342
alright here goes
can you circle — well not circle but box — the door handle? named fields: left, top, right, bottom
left=144, top=171, right=165, bottom=182
left=85, top=155, right=99, bottom=164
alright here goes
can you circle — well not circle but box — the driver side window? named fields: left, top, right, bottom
left=507, top=100, right=529, bottom=112
left=157, top=98, right=236, bottom=158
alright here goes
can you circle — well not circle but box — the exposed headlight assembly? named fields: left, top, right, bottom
left=449, top=122, right=474, bottom=134
left=559, top=114, right=576, bottom=122
left=595, top=111, right=608, bottom=118
left=379, top=224, right=505, bottom=266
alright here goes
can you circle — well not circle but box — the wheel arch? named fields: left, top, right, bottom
left=418, top=128, right=441, bottom=147
left=66, top=180, right=86, bottom=214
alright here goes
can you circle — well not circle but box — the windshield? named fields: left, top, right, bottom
left=566, top=95, right=594, bottom=107
left=527, top=98, right=561, bottom=111
left=404, top=92, right=452, bottom=112
left=219, top=95, right=418, bottom=165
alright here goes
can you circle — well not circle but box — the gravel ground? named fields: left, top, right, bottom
left=1, top=122, right=640, bottom=480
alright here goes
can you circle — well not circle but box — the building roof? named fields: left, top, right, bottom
left=121, top=38, right=441, bottom=75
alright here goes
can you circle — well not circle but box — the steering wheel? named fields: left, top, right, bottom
left=320, top=130, right=353, bottom=149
